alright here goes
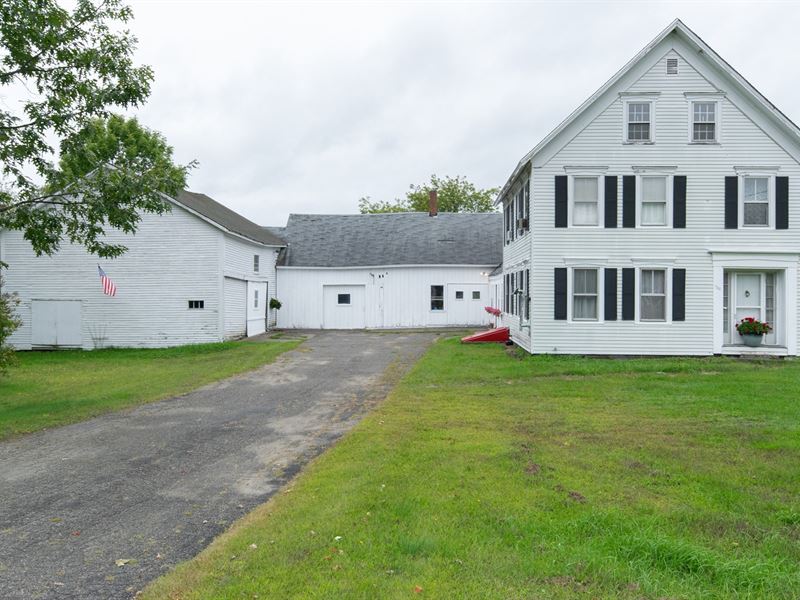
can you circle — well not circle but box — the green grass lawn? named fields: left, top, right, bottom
left=0, top=339, right=300, bottom=440
left=143, top=339, right=800, bottom=599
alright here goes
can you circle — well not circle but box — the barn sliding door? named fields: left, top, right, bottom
left=31, top=300, right=82, bottom=347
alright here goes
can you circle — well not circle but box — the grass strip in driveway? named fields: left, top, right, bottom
left=142, top=338, right=800, bottom=599
left=0, top=339, right=301, bottom=440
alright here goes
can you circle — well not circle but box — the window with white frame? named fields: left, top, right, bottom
left=572, top=176, right=600, bottom=226
left=431, top=285, right=444, bottom=311
left=253, top=254, right=260, bottom=272
left=640, top=269, right=666, bottom=321
left=742, top=176, right=770, bottom=227
left=691, top=101, right=717, bottom=142
left=626, top=101, right=652, bottom=142
left=572, top=268, right=598, bottom=320
left=640, top=176, right=668, bottom=226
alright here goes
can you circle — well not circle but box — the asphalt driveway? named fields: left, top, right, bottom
left=0, top=330, right=436, bottom=599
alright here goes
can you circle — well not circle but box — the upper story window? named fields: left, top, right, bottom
left=640, top=176, right=668, bottom=226
left=253, top=254, right=260, bottom=272
left=742, top=176, right=771, bottom=227
left=626, top=102, right=652, bottom=142
left=692, top=101, right=717, bottom=142
left=572, top=176, right=601, bottom=226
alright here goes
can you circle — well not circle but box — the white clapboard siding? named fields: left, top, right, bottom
left=276, top=266, right=493, bottom=329
left=3, top=205, right=223, bottom=349
left=500, top=32, right=800, bottom=355
left=223, top=236, right=280, bottom=327
left=223, top=277, right=247, bottom=339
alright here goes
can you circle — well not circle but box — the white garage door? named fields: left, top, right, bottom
left=224, top=277, right=247, bottom=339
left=323, top=285, right=366, bottom=329
left=31, top=300, right=82, bottom=347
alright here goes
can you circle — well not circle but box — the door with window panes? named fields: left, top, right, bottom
left=723, top=271, right=778, bottom=346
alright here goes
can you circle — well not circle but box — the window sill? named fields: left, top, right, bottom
left=688, top=141, right=720, bottom=146
left=623, top=141, right=655, bottom=145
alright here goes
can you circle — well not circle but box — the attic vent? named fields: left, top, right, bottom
left=666, top=58, right=678, bottom=75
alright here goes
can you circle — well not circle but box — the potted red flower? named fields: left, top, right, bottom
left=735, top=317, right=772, bottom=347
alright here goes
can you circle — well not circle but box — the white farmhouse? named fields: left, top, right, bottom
left=270, top=202, right=502, bottom=329
left=1, top=191, right=285, bottom=349
left=499, top=19, right=800, bottom=356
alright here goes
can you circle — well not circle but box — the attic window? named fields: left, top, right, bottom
left=666, top=58, right=678, bottom=75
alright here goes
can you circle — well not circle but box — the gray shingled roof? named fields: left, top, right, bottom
left=175, top=190, right=286, bottom=247
left=273, top=212, right=502, bottom=267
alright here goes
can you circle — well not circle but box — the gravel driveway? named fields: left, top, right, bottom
left=0, top=330, right=436, bottom=599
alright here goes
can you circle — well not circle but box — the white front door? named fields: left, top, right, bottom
left=31, top=300, right=82, bottom=347
left=727, top=272, right=778, bottom=346
left=246, top=281, right=268, bottom=337
left=323, top=285, right=366, bottom=329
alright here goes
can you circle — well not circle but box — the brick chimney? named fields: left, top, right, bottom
left=428, top=189, right=438, bottom=217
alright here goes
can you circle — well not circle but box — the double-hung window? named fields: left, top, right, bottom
left=640, top=176, right=668, bottom=226
left=692, top=101, right=717, bottom=142
left=742, top=176, right=770, bottom=227
left=431, top=285, right=444, bottom=311
left=572, top=176, right=600, bottom=226
left=640, top=269, right=666, bottom=321
left=626, top=102, right=652, bottom=142
left=572, top=268, right=598, bottom=320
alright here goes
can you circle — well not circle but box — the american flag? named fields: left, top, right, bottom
left=98, top=265, right=117, bottom=297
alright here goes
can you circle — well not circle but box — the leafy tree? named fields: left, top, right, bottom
left=359, top=175, right=498, bottom=214
left=0, top=276, right=20, bottom=374
left=0, top=0, right=192, bottom=258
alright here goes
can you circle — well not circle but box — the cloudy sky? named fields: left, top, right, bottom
left=127, top=0, right=800, bottom=226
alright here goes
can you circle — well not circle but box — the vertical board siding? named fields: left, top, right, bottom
left=223, top=236, right=280, bottom=327
left=276, top=266, right=494, bottom=329
left=519, top=43, right=800, bottom=355
left=4, top=207, right=223, bottom=349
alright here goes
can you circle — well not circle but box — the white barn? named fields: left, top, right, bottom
left=270, top=210, right=502, bottom=329
left=1, top=191, right=285, bottom=349
left=498, top=19, right=800, bottom=356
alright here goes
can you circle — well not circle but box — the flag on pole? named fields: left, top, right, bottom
left=98, top=265, right=117, bottom=297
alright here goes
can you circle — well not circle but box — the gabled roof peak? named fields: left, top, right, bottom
left=497, top=18, right=800, bottom=201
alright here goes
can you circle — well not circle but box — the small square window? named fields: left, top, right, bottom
left=455, top=291, right=464, bottom=300
left=472, top=291, right=481, bottom=300
left=188, top=300, right=205, bottom=309
left=337, top=293, right=351, bottom=305
left=253, top=255, right=260, bottom=273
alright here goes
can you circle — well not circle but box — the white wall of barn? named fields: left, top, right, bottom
left=1, top=206, right=224, bottom=350
left=501, top=32, right=800, bottom=355
left=222, top=236, right=281, bottom=335
left=275, top=266, right=494, bottom=329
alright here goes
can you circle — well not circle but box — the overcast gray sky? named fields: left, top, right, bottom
left=127, top=1, right=800, bottom=225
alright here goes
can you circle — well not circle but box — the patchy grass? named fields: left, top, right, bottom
left=143, top=339, right=800, bottom=599
left=0, top=339, right=300, bottom=440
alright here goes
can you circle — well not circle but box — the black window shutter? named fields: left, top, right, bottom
left=724, top=176, right=738, bottom=229
left=554, top=268, right=567, bottom=320
left=672, top=268, right=686, bottom=321
left=622, top=268, right=635, bottom=320
left=604, top=176, right=618, bottom=228
left=673, top=175, right=687, bottom=228
left=776, top=176, right=789, bottom=230
left=622, top=175, right=636, bottom=228
left=604, top=268, right=617, bottom=321
left=555, top=175, right=568, bottom=228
